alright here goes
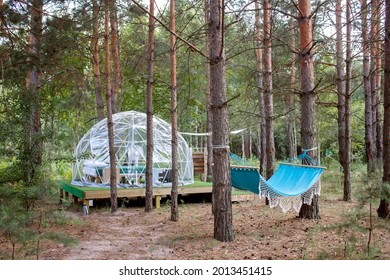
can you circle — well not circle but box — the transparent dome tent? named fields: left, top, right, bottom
left=72, top=111, right=194, bottom=188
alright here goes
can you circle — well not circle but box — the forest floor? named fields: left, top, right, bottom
left=2, top=189, right=388, bottom=260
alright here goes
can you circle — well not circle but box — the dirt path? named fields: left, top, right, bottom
left=0, top=195, right=388, bottom=260
left=40, top=208, right=176, bottom=260
left=35, top=198, right=389, bottom=260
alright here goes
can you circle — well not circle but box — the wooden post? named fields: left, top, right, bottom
left=83, top=200, right=90, bottom=215
left=155, top=195, right=161, bottom=209
left=72, top=195, right=78, bottom=205
left=83, top=200, right=90, bottom=209
left=65, top=191, right=69, bottom=202
left=203, top=150, right=208, bottom=181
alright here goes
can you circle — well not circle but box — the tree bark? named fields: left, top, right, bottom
left=170, top=0, right=179, bottom=222
left=344, top=0, right=352, bottom=202
left=104, top=1, right=117, bottom=213
left=109, top=0, right=120, bottom=114
left=378, top=0, right=390, bottom=219
left=372, top=0, right=383, bottom=160
left=376, top=51, right=383, bottom=160
left=243, top=132, right=250, bottom=159
left=29, top=0, right=43, bottom=165
left=287, top=14, right=297, bottom=159
left=205, top=0, right=213, bottom=182
left=263, top=0, right=275, bottom=180
left=336, top=0, right=346, bottom=168
left=336, top=0, right=351, bottom=201
left=361, top=0, right=376, bottom=172
left=209, top=0, right=234, bottom=242
left=91, top=0, right=104, bottom=121
left=297, top=0, right=319, bottom=219
left=371, top=1, right=378, bottom=158
left=255, top=0, right=266, bottom=176
left=24, top=0, right=43, bottom=185
left=145, top=0, right=155, bottom=212
left=0, top=0, right=3, bottom=30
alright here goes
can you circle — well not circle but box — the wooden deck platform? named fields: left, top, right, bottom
left=57, top=180, right=213, bottom=210
left=57, top=180, right=256, bottom=211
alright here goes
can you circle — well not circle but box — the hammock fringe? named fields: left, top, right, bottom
left=259, top=178, right=321, bottom=213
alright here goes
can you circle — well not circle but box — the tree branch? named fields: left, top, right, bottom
left=131, top=0, right=210, bottom=60
left=272, top=108, right=296, bottom=120
left=290, top=0, right=302, bottom=17
left=226, top=93, right=240, bottom=104
left=273, top=7, right=299, bottom=20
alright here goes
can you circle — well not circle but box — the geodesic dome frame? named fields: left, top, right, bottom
left=72, top=111, right=194, bottom=187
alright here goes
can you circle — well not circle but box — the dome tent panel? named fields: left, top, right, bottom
left=72, top=111, right=194, bottom=187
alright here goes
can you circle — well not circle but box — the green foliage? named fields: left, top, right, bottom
left=0, top=181, right=34, bottom=259
left=0, top=182, right=79, bottom=259
left=358, top=170, right=382, bottom=205
left=316, top=168, right=390, bottom=259
left=0, top=163, right=23, bottom=185
left=380, top=182, right=390, bottom=202
left=0, top=0, right=386, bottom=258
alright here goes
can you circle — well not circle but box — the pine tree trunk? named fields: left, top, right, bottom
left=336, top=0, right=345, bottom=168
left=336, top=0, right=349, bottom=201
left=297, top=0, right=319, bottom=219
left=362, top=0, right=376, bottom=172
left=24, top=0, right=43, bottom=184
left=30, top=0, right=43, bottom=167
left=249, top=128, right=253, bottom=159
left=145, top=0, right=155, bottom=212
left=255, top=0, right=266, bottom=176
left=372, top=0, right=383, bottom=159
left=243, top=132, right=250, bottom=159
left=287, top=15, right=296, bottom=159
left=0, top=0, right=3, bottom=30
left=109, top=0, right=120, bottom=114
left=170, top=0, right=179, bottom=222
left=263, top=0, right=275, bottom=180
left=370, top=0, right=380, bottom=160
left=300, top=195, right=320, bottom=219
left=344, top=0, right=352, bottom=202
left=91, top=0, right=104, bottom=121
left=209, top=0, right=234, bottom=242
left=376, top=58, right=383, bottom=160
left=104, top=1, right=117, bottom=213
left=378, top=0, right=390, bottom=219
left=205, top=0, right=213, bottom=182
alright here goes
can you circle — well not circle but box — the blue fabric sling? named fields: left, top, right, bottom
left=229, top=152, right=325, bottom=213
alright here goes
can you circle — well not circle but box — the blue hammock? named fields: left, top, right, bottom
left=231, top=166, right=261, bottom=194
left=230, top=163, right=324, bottom=196
left=265, top=163, right=325, bottom=196
left=230, top=151, right=325, bottom=213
